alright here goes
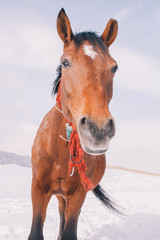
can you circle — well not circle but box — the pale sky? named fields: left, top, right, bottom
left=0, top=0, right=160, bottom=173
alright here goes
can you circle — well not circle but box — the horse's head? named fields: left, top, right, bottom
left=56, top=8, right=118, bottom=156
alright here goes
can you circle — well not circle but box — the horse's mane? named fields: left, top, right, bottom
left=52, top=64, right=62, bottom=94
left=52, top=31, right=107, bottom=94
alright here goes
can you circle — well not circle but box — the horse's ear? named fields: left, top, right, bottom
left=57, top=8, right=73, bottom=45
left=101, top=19, right=118, bottom=47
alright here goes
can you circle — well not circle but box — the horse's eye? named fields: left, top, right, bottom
left=111, top=65, right=118, bottom=74
left=62, top=59, right=70, bottom=69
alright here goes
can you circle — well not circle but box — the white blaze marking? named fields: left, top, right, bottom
left=83, top=45, right=97, bottom=60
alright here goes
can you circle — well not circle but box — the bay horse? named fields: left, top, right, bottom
left=28, top=8, right=119, bottom=240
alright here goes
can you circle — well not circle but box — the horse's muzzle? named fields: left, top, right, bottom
left=78, top=116, right=115, bottom=156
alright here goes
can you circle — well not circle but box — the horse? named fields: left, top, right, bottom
left=28, top=8, right=119, bottom=240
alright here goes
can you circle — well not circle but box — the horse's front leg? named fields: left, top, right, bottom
left=28, top=176, right=52, bottom=240
left=62, top=188, right=87, bottom=240
left=57, top=195, right=66, bottom=240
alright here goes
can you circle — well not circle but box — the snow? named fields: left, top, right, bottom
left=0, top=164, right=160, bottom=240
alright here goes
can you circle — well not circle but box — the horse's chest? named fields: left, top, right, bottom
left=50, top=161, right=79, bottom=195
left=52, top=160, right=68, bottom=176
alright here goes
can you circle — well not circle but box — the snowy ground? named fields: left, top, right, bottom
left=0, top=165, right=160, bottom=240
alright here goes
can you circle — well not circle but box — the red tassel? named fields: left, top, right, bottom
left=56, top=81, right=61, bottom=109
left=68, top=128, right=94, bottom=191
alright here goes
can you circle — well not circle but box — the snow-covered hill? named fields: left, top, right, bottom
left=0, top=151, right=31, bottom=167
left=0, top=164, right=160, bottom=240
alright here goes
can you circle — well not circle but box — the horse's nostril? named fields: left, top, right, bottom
left=81, top=117, right=87, bottom=125
left=109, top=119, right=114, bottom=128
left=107, top=118, right=115, bottom=138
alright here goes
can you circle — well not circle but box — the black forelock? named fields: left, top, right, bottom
left=73, top=31, right=107, bottom=53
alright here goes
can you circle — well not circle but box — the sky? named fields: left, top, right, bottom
left=0, top=0, right=160, bottom=173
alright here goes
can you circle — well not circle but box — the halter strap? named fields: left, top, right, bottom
left=55, top=104, right=63, bottom=114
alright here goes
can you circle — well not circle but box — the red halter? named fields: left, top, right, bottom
left=56, top=82, right=93, bottom=191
